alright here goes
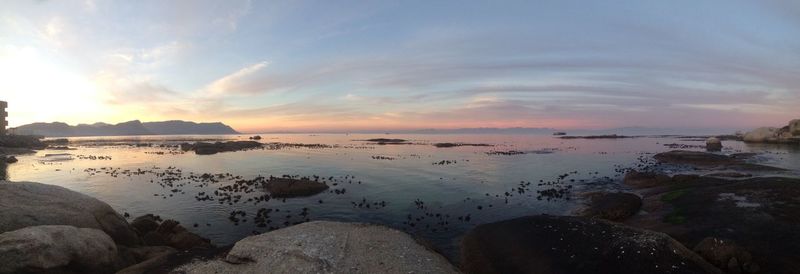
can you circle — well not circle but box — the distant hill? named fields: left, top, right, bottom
left=12, top=120, right=239, bottom=137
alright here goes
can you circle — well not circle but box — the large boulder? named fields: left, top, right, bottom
left=0, top=225, right=121, bottom=274
left=0, top=181, right=140, bottom=246
left=743, top=127, right=778, bottom=142
left=461, top=215, right=720, bottom=274
left=705, top=137, right=722, bottom=152
left=175, top=221, right=459, bottom=274
left=743, top=120, right=800, bottom=143
left=790, top=119, right=800, bottom=136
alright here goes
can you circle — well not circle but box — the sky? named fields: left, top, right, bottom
left=1, top=0, right=798, bottom=133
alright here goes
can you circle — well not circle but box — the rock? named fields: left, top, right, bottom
left=693, top=238, right=757, bottom=274
left=743, top=119, right=800, bottom=143
left=3, top=156, right=16, bottom=164
left=460, top=215, right=720, bottom=274
left=580, top=192, right=642, bottom=221
left=790, top=119, right=800, bottom=136
left=249, top=135, right=262, bottom=140
left=623, top=170, right=671, bottom=188
left=180, top=141, right=262, bottom=155
left=131, top=214, right=160, bottom=236
left=743, top=127, right=778, bottom=142
left=137, top=219, right=211, bottom=250
left=117, top=252, right=174, bottom=274
left=653, top=150, right=784, bottom=172
left=0, top=181, right=140, bottom=246
left=142, top=231, right=168, bottom=246
left=0, top=135, right=46, bottom=150
left=168, top=231, right=212, bottom=250
left=628, top=176, right=800, bottom=274
left=175, top=221, right=459, bottom=274
left=0, top=225, right=121, bottom=274
left=264, top=177, right=329, bottom=198
left=704, top=172, right=752, bottom=178
left=705, top=137, right=722, bottom=152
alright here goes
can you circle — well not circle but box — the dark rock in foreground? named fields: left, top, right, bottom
left=180, top=141, right=262, bottom=155
left=461, top=215, right=719, bottom=274
left=0, top=225, right=121, bottom=274
left=0, top=181, right=140, bottom=246
left=0, top=135, right=46, bottom=150
left=693, top=237, right=759, bottom=274
left=174, top=221, right=459, bottom=274
left=264, top=177, right=329, bottom=198
left=580, top=192, right=642, bottom=221
left=625, top=175, right=800, bottom=274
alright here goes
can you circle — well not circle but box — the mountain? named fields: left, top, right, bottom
left=12, top=120, right=239, bottom=137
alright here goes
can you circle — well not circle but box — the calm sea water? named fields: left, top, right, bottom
left=4, top=134, right=800, bottom=259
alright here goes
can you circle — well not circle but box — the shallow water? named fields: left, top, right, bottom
left=5, top=134, right=800, bottom=260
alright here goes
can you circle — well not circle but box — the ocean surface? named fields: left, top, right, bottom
left=4, top=134, right=800, bottom=259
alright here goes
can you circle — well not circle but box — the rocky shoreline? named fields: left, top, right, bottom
left=1, top=124, right=799, bottom=273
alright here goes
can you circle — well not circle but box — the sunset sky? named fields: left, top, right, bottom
left=1, top=0, right=798, bottom=133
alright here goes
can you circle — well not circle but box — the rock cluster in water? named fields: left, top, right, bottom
left=742, top=118, right=800, bottom=143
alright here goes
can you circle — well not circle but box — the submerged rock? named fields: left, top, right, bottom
left=0, top=181, right=140, bottom=246
left=0, top=225, right=120, bottom=274
left=653, top=150, right=785, bottom=172
left=264, top=177, right=329, bottom=198
left=580, top=192, right=642, bottom=221
left=180, top=141, right=262, bottom=155
left=460, top=215, right=720, bottom=274
left=175, top=221, right=459, bottom=274
left=623, top=170, right=671, bottom=188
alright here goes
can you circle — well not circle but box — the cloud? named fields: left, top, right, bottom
left=205, top=61, right=269, bottom=95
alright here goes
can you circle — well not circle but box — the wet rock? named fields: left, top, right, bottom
left=249, top=135, right=262, bottom=140
left=653, top=150, right=784, bottom=171
left=174, top=221, right=459, bottom=274
left=627, top=176, right=800, bottom=274
left=0, top=181, right=140, bottom=246
left=0, top=225, right=121, bottom=274
left=461, top=215, right=720, bottom=274
left=3, top=156, right=16, bottom=164
left=580, top=192, right=642, bottom=221
left=705, top=137, right=722, bottom=152
left=180, top=141, right=262, bottom=155
left=168, top=231, right=212, bottom=250
left=264, top=177, right=329, bottom=198
left=139, top=219, right=212, bottom=250
left=693, top=238, right=758, bottom=274
left=142, top=231, right=168, bottom=246
left=131, top=214, right=160, bottom=236
left=623, top=170, right=671, bottom=188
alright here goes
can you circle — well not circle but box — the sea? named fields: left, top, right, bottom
left=4, top=133, right=799, bottom=260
